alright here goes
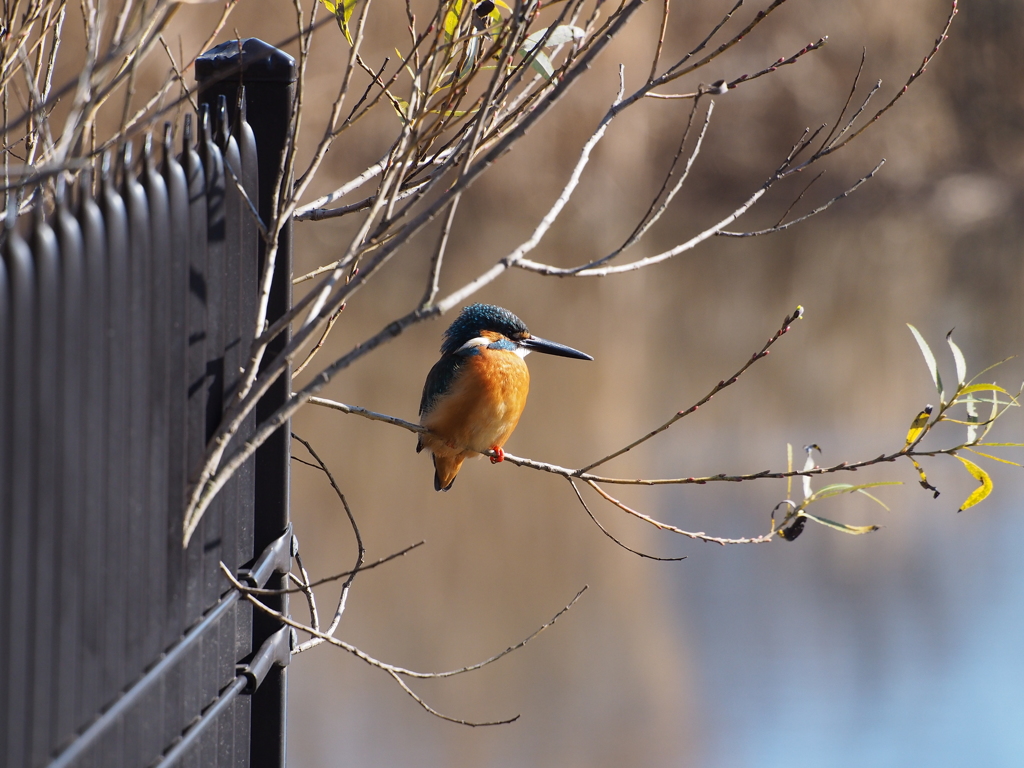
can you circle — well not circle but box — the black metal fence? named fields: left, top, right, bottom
left=1, top=39, right=294, bottom=768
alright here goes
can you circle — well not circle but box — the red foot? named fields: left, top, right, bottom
left=489, top=446, right=505, bottom=464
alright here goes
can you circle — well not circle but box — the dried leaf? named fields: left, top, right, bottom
left=910, top=456, right=939, bottom=498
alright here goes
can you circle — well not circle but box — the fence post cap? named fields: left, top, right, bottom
left=195, top=38, right=296, bottom=83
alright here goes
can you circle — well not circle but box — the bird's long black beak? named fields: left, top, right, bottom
left=521, top=335, right=593, bottom=360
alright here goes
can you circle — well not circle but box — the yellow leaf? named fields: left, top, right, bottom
left=903, top=405, right=933, bottom=449
left=955, top=456, right=993, bottom=511
left=444, top=0, right=465, bottom=40
left=965, top=448, right=1021, bottom=468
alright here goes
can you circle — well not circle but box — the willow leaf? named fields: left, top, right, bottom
left=908, top=324, right=943, bottom=402
left=946, top=330, right=967, bottom=388
left=955, top=456, right=993, bottom=511
left=800, top=512, right=879, bottom=535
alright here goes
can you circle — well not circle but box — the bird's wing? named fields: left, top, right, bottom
left=419, top=354, right=464, bottom=417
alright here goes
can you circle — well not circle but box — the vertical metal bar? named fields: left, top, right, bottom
left=3, top=213, right=36, bottom=768
left=179, top=115, right=208, bottom=768
left=77, top=169, right=108, bottom=733
left=233, top=92, right=259, bottom=767
left=197, top=106, right=227, bottom=622
left=101, top=148, right=130, bottom=768
left=215, top=96, right=243, bottom=768
left=122, top=143, right=154, bottom=734
left=29, top=203, right=60, bottom=767
left=140, top=134, right=174, bottom=768
left=53, top=189, right=85, bottom=755
left=181, top=114, right=208, bottom=631
left=162, top=123, right=191, bottom=765
left=0, top=219, right=8, bottom=767
left=163, top=122, right=190, bottom=651
left=142, top=134, right=171, bottom=665
left=216, top=95, right=242, bottom=579
left=196, top=111, right=228, bottom=766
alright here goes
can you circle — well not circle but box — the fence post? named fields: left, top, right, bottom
left=196, top=39, right=295, bottom=768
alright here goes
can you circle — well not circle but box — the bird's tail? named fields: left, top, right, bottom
left=432, top=453, right=464, bottom=492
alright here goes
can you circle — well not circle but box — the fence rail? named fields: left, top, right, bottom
left=1, top=39, right=295, bottom=768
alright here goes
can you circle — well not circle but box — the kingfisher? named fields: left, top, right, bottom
left=417, top=304, right=593, bottom=491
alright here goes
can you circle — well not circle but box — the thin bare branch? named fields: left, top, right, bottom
left=581, top=306, right=802, bottom=472
left=569, top=479, right=686, bottom=561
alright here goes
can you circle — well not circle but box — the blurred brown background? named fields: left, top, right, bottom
left=96, top=0, right=1024, bottom=763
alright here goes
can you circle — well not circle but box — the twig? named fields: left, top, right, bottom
left=718, top=161, right=883, bottom=237
left=242, top=541, right=425, bottom=595
left=290, top=433, right=365, bottom=652
left=581, top=306, right=802, bottom=472
left=569, top=479, right=685, bottom=561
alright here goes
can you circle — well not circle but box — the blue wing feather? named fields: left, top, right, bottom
left=419, top=354, right=464, bottom=418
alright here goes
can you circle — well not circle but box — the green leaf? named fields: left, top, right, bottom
left=958, top=383, right=1011, bottom=396
left=323, top=0, right=359, bottom=44
left=856, top=489, right=892, bottom=512
left=956, top=456, right=993, bottom=511
left=799, top=511, right=879, bottom=535
left=977, top=442, right=1024, bottom=447
left=946, top=330, right=967, bottom=388
left=908, top=324, right=944, bottom=402
left=459, top=36, right=480, bottom=79
left=525, top=49, right=554, bottom=78
left=903, top=405, right=933, bottom=449
left=810, top=481, right=901, bottom=501
left=966, top=355, right=1016, bottom=386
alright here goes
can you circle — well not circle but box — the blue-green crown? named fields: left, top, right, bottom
left=441, top=304, right=529, bottom=354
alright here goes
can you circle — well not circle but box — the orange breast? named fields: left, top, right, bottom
left=421, top=348, right=530, bottom=455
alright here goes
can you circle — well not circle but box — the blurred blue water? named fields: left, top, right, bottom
left=673, top=484, right=1024, bottom=767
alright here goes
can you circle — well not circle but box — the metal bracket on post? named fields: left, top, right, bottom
left=238, top=626, right=294, bottom=695
left=237, top=522, right=294, bottom=589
